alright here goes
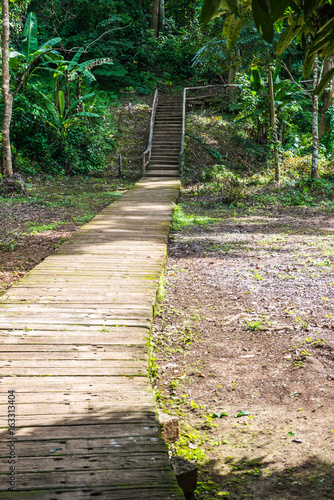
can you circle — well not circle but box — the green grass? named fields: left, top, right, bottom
left=172, top=204, right=221, bottom=231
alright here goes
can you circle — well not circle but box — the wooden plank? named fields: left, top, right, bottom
left=0, top=423, right=160, bottom=441
left=0, top=487, right=183, bottom=499
left=0, top=376, right=151, bottom=391
left=0, top=325, right=149, bottom=334
left=0, top=319, right=152, bottom=328
left=0, top=411, right=157, bottom=427
left=0, top=335, right=149, bottom=345
left=0, top=468, right=178, bottom=491
left=0, top=452, right=169, bottom=473
left=0, top=436, right=167, bottom=457
left=0, top=345, right=148, bottom=357
left=0, top=401, right=156, bottom=417
left=0, top=391, right=153, bottom=404
left=0, top=357, right=147, bottom=365
left=0, top=302, right=153, bottom=310
left=0, top=367, right=147, bottom=376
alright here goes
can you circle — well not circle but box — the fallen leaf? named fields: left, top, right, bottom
left=234, top=411, right=251, bottom=418
left=212, top=412, right=229, bottom=418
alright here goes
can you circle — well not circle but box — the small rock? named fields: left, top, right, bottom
left=306, top=357, right=325, bottom=372
left=291, top=438, right=302, bottom=443
left=159, top=412, right=179, bottom=444
left=171, top=455, right=198, bottom=496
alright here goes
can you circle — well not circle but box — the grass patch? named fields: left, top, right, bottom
left=173, top=204, right=221, bottom=231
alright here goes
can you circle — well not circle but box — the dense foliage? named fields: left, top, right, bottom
left=0, top=0, right=333, bottom=181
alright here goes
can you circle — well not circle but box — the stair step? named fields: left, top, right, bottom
left=149, top=165, right=179, bottom=170
left=154, top=130, right=181, bottom=134
left=144, top=171, right=180, bottom=177
left=150, top=159, right=179, bottom=163
left=154, top=123, right=181, bottom=126
left=152, top=144, right=180, bottom=148
left=154, top=121, right=182, bottom=127
left=153, top=140, right=180, bottom=143
left=150, top=157, right=179, bottom=160
left=153, top=133, right=181, bottom=136
left=150, top=156, right=179, bottom=161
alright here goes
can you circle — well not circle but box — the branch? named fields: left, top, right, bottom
left=83, top=23, right=132, bottom=53
left=276, top=57, right=312, bottom=99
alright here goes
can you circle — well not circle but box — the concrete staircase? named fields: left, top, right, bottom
left=144, top=96, right=183, bottom=177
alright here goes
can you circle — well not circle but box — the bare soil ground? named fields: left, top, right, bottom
left=152, top=200, right=334, bottom=499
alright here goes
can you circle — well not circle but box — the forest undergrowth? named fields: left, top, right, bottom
left=151, top=111, right=334, bottom=499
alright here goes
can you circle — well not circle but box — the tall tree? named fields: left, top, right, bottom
left=2, top=0, right=13, bottom=177
left=311, top=56, right=319, bottom=180
left=159, top=0, right=165, bottom=32
left=268, top=64, right=280, bottom=182
left=319, top=57, right=334, bottom=138
left=151, top=0, right=160, bottom=38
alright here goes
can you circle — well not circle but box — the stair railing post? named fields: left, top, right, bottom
left=142, top=89, right=159, bottom=174
left=179, top=87, right=187, bottom=175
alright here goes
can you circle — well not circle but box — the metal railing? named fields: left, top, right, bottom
left=142, top=89, right=159, bottom=173
left=179, top=85, right=227, bottom=175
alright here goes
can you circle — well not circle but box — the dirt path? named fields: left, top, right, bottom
left=152, top=201, right=334, bottom=499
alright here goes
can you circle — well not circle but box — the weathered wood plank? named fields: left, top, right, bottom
left=0, top=343, right=147, bottom=353
left=0, top=173, right=182, bottom=496
left=0, top=346, right=148, bottom=359
left=0, top=400, right=156, bottom=416
left=0, top=359, right=147, bottom=367
left=0, top=452, right=169, bottom=473
left=0, top=487, right=183, bottom=499
left=0, top=422, right=160, bottom=441
left=0, top=436, right=166, bottom=457
left=0, top=376, right=151, bottom=391
left=0, top=319, right=152, bottom=328
left=0, top=467, right=179, bottom=490
left=0, top=391, right=153, bottom=404
left=0, top=367, right=147, bottom=376
left=0, top=335, right=149, bottom=345
left=0, top=411, right=157, bottom=427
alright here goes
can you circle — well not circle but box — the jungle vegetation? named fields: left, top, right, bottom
left=0, top=0, right=334, bottom=189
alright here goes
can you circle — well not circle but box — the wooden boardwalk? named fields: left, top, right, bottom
left=0, top=177, right=184, bottom=498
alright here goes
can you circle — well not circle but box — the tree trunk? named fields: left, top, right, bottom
left=2, top=0, right=13, bottom=178
left=56, top=79, right=62, bottom=112
left=311, top=56, right=319, bottom=180
left=65, top=71, right=71, bottom=109
left=151, top=0, right=160, bottom=38
left=159, top=0, right=165, bottom=32
left=268, top=65, right=280, bottom=182
left=319, top=57, right=334, bottom=138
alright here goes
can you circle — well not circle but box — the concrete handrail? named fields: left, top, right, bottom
left=142, top=89, right=159, bottom=173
